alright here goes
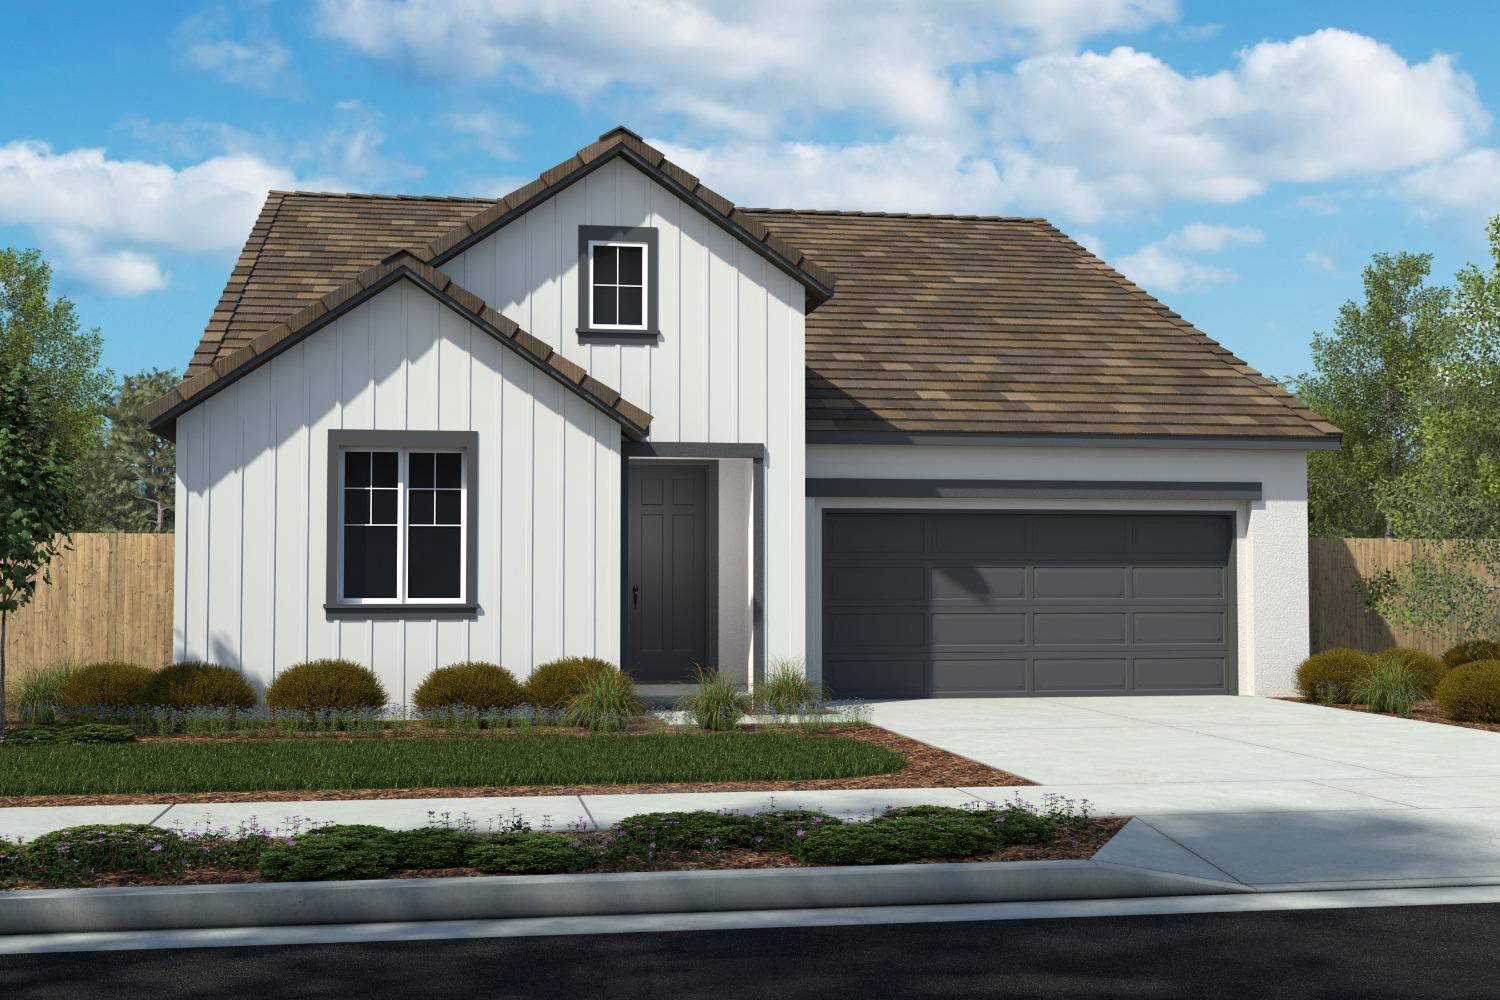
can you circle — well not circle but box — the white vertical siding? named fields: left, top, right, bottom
left=173, top=279, right=623, bottom=702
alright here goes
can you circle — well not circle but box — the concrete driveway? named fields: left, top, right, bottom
left=873, top=695, right=1500, bottom=888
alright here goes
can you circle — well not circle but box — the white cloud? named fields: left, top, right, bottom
left=0, top=141, right=313, bottom=295
left=445, top=111, right=522, bottom=159
left=1116, top=223, right=1262, bottom=292
left=1304, top=250, right=1336, bottom=272
left=314, top=0, right=1178, bottom=133
left=175, top=11, right=299, bottom=95
left=1394, top=148, right=1500, bottom=220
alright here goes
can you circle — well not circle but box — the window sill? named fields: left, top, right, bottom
left=577, top=328, right=660, bottom=343
left=324, top=603, right=478, bottom=618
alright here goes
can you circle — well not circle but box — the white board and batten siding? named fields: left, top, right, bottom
left=174, top=280, right=623, bottom=703
left=442, top=157, right=808, bottom=672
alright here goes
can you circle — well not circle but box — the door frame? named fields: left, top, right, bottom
left=622, top=458, right=719, bottom=679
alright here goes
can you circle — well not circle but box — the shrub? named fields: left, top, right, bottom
left=388, top=827, right=483, bottom=869
left=0, top=839, right=27, bottom=883
left=412, top=662, right=524, bottom=712
left=522, top=657, right=614, bottom=710
left=265, top=659, right=387, bottom=711
left=1435, top=660, right=1500, bottom=723
left=2, top=722, right=134, bottom=745
left=789, top=805, right=1057, bottom=866
left=1370, top=648, right=1445, bottom=699
left=564, top=667, right=641, bottom=731
left=677, top=668, right=750, bottom=731
left=258, top=830, right=398, bottom=881
left=758, top=657, right=820, bottom=715
left=12, top=659, right=77, bottom=723
left=1294, top=649, right=1372, bottom=702
left=147, top=661, right=257, bottom=709
left=467, top=833, right=593, bottom=874
left=1349, top=656, right=1421, bottom=715
left=27, top=824, right=185, bottom=883
left=57, top=661, right=154, bottom=709
left=1441, top=640, right=1500, bottom=670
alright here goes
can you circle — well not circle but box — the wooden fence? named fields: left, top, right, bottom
left=0, top=533, right=1476, bottom=676
left=2, top=533, right=173, bottom=675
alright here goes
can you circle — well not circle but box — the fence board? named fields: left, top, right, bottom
left=1309, top=537, right=1469, bottom=656
left=2, top=533, right=174, bottom=674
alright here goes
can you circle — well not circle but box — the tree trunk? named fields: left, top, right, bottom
left=1, top=609, right=8, bottom=740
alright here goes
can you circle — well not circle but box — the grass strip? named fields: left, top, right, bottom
left=0, top=733, right=906, bottom=796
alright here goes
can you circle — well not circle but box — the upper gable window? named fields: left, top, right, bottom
left=578, top=226, right=659, bottom=339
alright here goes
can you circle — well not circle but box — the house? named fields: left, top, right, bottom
left=143, top=126, right=1340, bottom=702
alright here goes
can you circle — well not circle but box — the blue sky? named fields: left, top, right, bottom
left=4, top=1, right=1499, bottom=382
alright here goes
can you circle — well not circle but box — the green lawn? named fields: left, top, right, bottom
left=0, top=733, right=906, bottom=796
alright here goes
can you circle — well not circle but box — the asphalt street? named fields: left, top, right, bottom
left=5, top=903, right=1500, bottom=999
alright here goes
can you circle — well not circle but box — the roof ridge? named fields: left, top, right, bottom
left=742, top=208, right=1049, bottom=223
left=268, top=189, right=499, bottom=203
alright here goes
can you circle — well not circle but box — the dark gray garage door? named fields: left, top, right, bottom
left=822, top=512, right=1234, bottom=698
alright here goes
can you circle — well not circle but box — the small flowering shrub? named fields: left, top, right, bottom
left=789, top=802, right=1062, bottom=866
left=467, top=833, right=594, bottom=874
left=258, top=829, right=400, bottom=882
left=0, top=839, right=28, bottom=884
left=388, top=827, right=483, bottom=869
left=26, top=824, right=187, bottom=884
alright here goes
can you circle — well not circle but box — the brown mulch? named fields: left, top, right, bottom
left=0, top=726, right=1032, bottom=809
left=3, top=818, right=1126, bottom=891
left=1279, top=698, right=1500, bottom=734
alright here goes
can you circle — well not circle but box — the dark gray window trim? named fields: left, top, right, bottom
left=577, top=225, right=659, bottom=340
left=805, top=431, right=1340, bottom=451
left=806, top=479, right=1263, bottom=501
left=625, top=441, right=766, bottom=460
left=325, top=429, right=480, bottom=618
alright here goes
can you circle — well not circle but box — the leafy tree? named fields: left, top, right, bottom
left=0, top=363, right=76, bottom=738
left=75, top=369, right=178, bottom=532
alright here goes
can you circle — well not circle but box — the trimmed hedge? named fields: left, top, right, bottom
left=265, top=659, right=387, bottom=711
left=1441, top=640, right=1500, bottom=670
left=57, top=662, right=154, bottom=709
left=1435, top=659, right=1500, bottom=723
left=523, top=657, right=614, bottom=710
left=413, top=662, right=524, bottom=712
left=147, top=662, right=257, bottom=709
left=1294, top=648, right=1372, bottom=702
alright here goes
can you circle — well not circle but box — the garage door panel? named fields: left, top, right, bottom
left=932, top=658, right=1027, bottom=695
left=1034, top=566, right=1126, bottom=599
left=1134, top=566, right=1225, bottom=599
left=1035, top=658, right=1129, bottom=692
left=931, top=565, right=1026, bottom=600
left=931, top=612, right=1027, bottom=646
left=823, top=512, right=1233, bottom=697
left=1134, top=657, right=1229, bottom=691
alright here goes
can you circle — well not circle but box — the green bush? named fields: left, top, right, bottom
left=265, top=659, right=387, bottom=711
left=522, top=657, right=614, bottom=710
left=1349, top=656, right=1421, bottom=715
left=1370, top=648, right=1445, bottom=699
left=564, top=668, right=641, bottom=731
left=57, top=661, right=154, bottom=709
left=258, top=830, right=398, bottom=881
left=677, top=668, right=751, bottom=731
left=788, top=806, right=1056, bottom=866
left=1294, top=648, right=1372, bottom=702
left=27, top=824, right=184, bottom=882
left=757, top=657, right=820, bottom=715
left=3, top=722, right=135, bottom=745
left=388, top=827, right=483, bottom=868
left=412, top=662, right=524, bottom=712
left=12, top=659, right=77, bottom=723
left=1435, top=660, right=1500, bottom=723
left=467, top=833, right=594, bottom=874
left=1441, top=640, right=1500, bottom=669
left=0, top=838, right=27, bottom=883
left=147, top=662, right=257, bottom=709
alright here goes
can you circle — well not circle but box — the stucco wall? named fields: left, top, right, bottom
left=804, top=443, right=1311, bottom=697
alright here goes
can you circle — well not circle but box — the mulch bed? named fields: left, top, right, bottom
left=2, top=818, right=1126, bottom=891
left=1281, top=698, right=1500, bottom=734
left=0, top=726, right=1032, bottom=809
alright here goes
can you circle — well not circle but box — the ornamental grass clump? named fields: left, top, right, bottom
left=564, top=667, right=641, bottom=732
left=757, top=657, right=821, bottom=716
left=1371, top=648, right=1446, bottom=698
left=522, top=657, right=614, bottom=710
left=1435, top=660, right=1500, bottom=723
left=1441, top=640, right=1500, bottom=670
left=677, top=668, right=751, bottom=731
left=1294, top=648, right=1372, bottom=703
left=265, top=659, right=387, bottom=712
left=147, top=661, right=257, bottom=709
left=57, top=661, right=154, bottom=710
left=412, top=662, right=524, bottom=712
left=13, top=659, right=77, bottom=723
left=1349, top=655, right=1422, bottom=716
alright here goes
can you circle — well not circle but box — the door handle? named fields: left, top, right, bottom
left=632, top=585, right=639, bottom=608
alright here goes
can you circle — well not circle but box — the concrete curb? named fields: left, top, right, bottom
left=0, top=860, right=1249, bottom=935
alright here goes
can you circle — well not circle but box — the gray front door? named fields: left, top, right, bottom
left=627, top=464, right=710, bottom=683
left=822, top=511, right=1234, bottom=698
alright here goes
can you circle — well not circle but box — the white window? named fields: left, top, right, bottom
left=338, top=448, right=466, bottom=604
left=588, top=240, right=648, bottom=330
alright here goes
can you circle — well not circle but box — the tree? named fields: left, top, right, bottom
left=0, top=363, right=76, bottom=738
left=75, top=369, right=178, bottom=532
left=1293, top=252, right=1457, bottom=537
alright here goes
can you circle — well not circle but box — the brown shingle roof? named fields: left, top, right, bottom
left=744, top=209, right=1338, bottom=443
